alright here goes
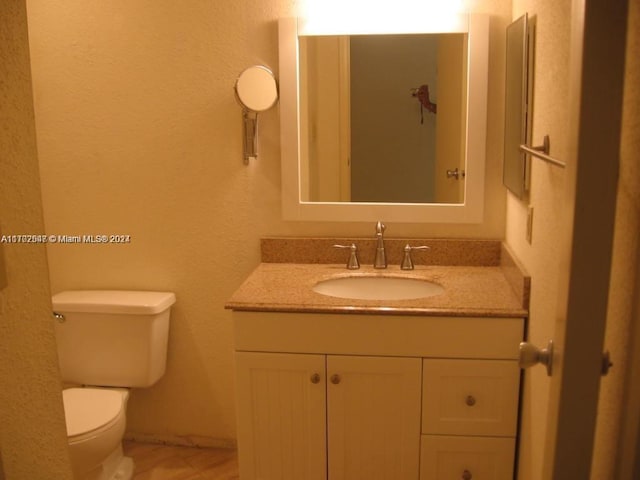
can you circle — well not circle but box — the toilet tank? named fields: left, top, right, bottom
left=52, top=290, right=176, bottom=388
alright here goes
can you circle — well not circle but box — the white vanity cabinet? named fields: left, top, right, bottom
left=233, top=311, right=524, bottom=480
left=235, top=352, right=421, bottom=480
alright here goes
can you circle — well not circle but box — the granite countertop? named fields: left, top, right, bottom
left=226, top=237, right=530, bottom=318
left=225, top=263, right=528, bottom=318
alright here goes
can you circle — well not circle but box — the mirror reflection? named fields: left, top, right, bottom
left=299, top=33, right=467, bottom=204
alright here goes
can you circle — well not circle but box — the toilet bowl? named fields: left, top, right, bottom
left=63, top=388, right=134, bottom=480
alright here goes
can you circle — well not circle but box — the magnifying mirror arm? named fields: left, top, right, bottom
left=242, top=109, right=259, bottom=164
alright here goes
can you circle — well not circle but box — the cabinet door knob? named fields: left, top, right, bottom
left=465, top=395, right=476, bottom=406
left=310, top=373, right=321, bottom=384
left=330, top=374, right=341, bottom=384
left=462, top=469, right=473, bottom=480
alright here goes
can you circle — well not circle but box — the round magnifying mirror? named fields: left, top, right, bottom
left=234, top=65, right=278, bottom=112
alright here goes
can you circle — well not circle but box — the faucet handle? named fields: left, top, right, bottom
left=333, top=244, right=360, bottom=270
left=376, top=221, right=386, bottom=235
left=401, top=244, right=430, bottom=270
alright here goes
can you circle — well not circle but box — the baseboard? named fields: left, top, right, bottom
left=124, top=431, right=237, bottom=449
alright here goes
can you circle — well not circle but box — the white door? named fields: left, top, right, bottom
left=538, top=0, right=628, bottom=477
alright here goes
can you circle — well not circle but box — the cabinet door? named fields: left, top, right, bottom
left=420, top=435, right=515, bottom=480
left=327, top=355, right=422, bottom=480
left=235, top=352, right=326, bottom=480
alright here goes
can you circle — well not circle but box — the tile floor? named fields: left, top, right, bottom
left=122, top=441, right=239, bottom=480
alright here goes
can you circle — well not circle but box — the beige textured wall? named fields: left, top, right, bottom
left=26, top=0, right=510, bottom=445
left=506, top=1, right=571, bottom=479
left=0, top=1, right=73, bottom=478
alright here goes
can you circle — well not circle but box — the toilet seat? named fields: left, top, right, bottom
left=63, top=388, right=125, bottom=442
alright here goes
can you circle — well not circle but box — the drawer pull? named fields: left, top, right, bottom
left=465, top=395, right=476, bottom=406
left=330, top=374, right=341, bottom=384
left=310, top=373, right=321, bottom=384
left=462, top=469, right=473, bottom=480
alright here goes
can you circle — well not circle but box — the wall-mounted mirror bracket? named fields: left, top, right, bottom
left=234, top=65, right=279, bottom=165
left=241, top=110, right=258, bottom=163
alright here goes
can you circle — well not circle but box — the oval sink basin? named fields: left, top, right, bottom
left=312, top=276, right=444, bottom=301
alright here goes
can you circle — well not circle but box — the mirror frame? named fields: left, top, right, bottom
left=278, top=14, right=489, bottom=223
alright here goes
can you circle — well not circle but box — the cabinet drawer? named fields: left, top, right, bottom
left=422, top=359, right=520, bottom=436
left=420, top=435, right=515, bottom=480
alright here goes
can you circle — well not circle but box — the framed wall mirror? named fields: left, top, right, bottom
left=503, top=13, right=533, bottom=199
left=279, top=14, right=489, bottom=223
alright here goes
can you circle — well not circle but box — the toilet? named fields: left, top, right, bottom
left=52, top=290, right=176, bottom=480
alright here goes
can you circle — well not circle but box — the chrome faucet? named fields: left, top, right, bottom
left=373, top=221, right=387, bottom=268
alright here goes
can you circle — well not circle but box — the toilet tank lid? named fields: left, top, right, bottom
left=52, top=290, right=176, bottom=314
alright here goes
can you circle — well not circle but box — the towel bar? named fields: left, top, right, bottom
left=519, top=135, right=566, bottom=168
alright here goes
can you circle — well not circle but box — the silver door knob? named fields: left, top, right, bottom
left=519, top=340, right=554, bottom=376
left=446, top=168, right=465, bottom=179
